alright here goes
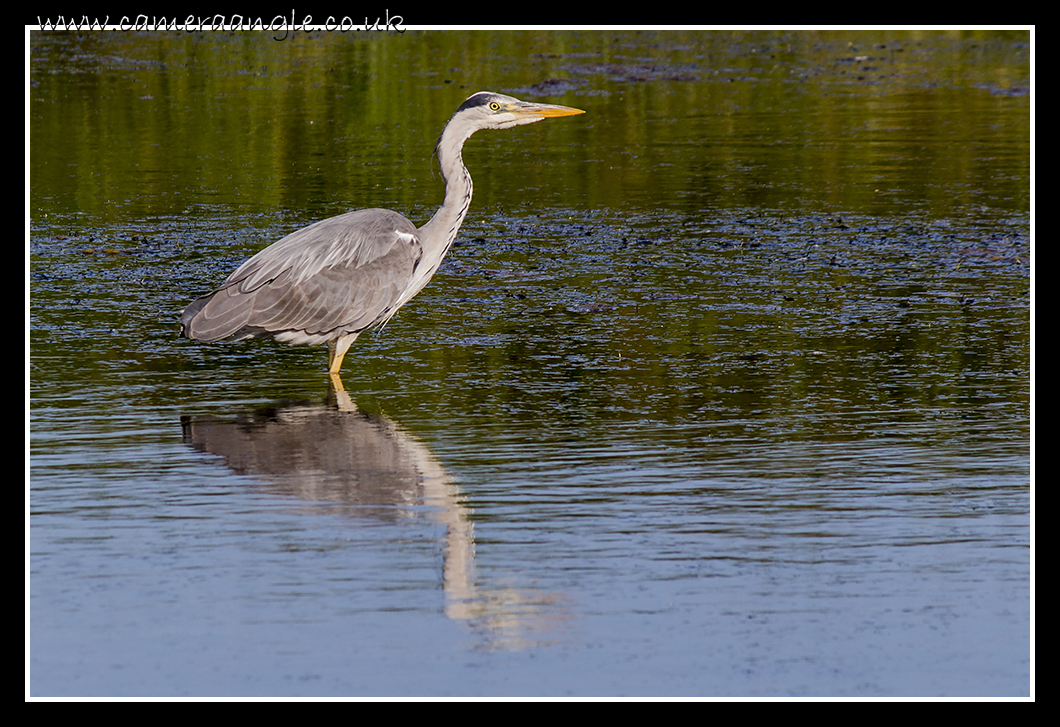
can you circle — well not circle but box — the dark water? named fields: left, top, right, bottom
left=29, top=29, right=1030, bottom=697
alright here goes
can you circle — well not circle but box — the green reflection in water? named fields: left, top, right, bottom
left=30, top=29, right=1029, bottom=466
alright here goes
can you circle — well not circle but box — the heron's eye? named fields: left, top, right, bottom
left=489, top=102, right=500, bottom=111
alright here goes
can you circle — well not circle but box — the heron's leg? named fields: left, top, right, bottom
left=328, top=333, right=359, bottom=375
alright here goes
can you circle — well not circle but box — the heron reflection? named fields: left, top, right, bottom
left=181, top=376, right=569, bottom=648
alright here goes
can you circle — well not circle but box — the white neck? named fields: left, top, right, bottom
left=418, top=116, right=477, bottom=273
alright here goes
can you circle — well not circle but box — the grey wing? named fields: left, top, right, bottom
left=181, top=209, right=423, bottom=344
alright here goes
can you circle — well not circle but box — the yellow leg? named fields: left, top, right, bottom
left=327, top=333, right=358, bottom=375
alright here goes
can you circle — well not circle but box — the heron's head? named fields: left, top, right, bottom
left=445, top=91, right=584, bottom=141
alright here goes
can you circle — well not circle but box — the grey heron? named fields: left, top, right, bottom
left=180, top=91, right=584, bottom=375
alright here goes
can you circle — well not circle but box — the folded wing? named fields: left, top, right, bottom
left=181, top=208, right=423, bottom=346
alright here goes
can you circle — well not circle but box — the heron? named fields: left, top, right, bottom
left=180, top=91, right=584, bottom=375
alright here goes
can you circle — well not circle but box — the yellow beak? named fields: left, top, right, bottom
left=511, top=102, right=585, bottom=119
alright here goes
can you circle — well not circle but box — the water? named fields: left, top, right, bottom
left=29, top=29, right=1031, bottom=697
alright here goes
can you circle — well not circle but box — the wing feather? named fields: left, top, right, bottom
left=181, top=209, right=423, bottom=344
